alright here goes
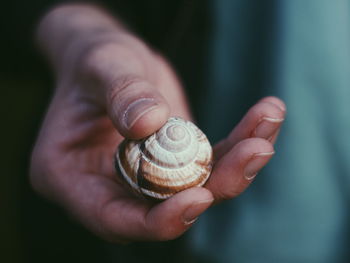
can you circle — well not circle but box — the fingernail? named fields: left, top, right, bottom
left=245, top=173, right=258, bottom=180
left=123, top=98, right=158, bottom=129
left=244, top=151, right=275, bottom=180
left=182, top=198, right=214, bottom=225
left=254, top=117, right=284, bottom=139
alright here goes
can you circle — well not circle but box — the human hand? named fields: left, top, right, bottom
left=30, top=4, right=286, bottom=243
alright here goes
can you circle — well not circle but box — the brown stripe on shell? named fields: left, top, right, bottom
left=115, top=141, right=142, bottom=197
left=115, top=117, right=214, bottom=200
left=197, top=137, right=208, bottom=143
left=114, top=152, right=125, bottom=184
left=141, top=146, right=189, bottom=168
left=137, top=158, right=212, bottom=196
left=195, top=159, right=212, bottom=169
left=140, top=169, right=211, bottom=196
left=139, top=144, right=213, bottom=187
left=136, top=143, right=145, bottom=193
left=195, top=160, right=213, bottom=180
left=141, top=147, right=186, bottom=168
left=140, top=157, right=200, bottom=186
left=117, top=140, right=138, bottom=184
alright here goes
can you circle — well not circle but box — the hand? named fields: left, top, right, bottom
left=30, top=4, right=286, bottom=243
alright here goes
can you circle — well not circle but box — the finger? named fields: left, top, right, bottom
left=44, top=171, right=213, bottom=243
left=106, top=77, right=170, bottom=139
left=84, top=42, right=170, bottom=139
left=230, top=96, right=286, bottom=142
left=205, top=138, right=274, bottom=202
left=214, top=96, right=285, bottom=160
left=101, top=186, right=214, bottom=242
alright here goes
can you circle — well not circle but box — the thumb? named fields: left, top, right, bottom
left=106, top=76, right=170, bottom=139
left=82, top=39, right=171, bottom=139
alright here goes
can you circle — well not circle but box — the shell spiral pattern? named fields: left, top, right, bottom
left=115, top=117, right=213, bottom=200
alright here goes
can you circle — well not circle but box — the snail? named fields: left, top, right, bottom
left=114, top=117, right=213, bottom=200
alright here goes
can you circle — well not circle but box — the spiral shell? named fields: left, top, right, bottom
left=115, top=117, right=213, bottom=200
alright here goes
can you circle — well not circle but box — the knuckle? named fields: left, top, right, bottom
left=81, top=39, right=148, bottom=82
left=80, top=41, right=135, bottom=77
left=80, top=42, right=121, bottom=76
left=84, top=41, right=121, bottom=63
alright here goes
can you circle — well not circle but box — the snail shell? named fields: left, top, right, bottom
left=115, top=117, right=213, bottom=200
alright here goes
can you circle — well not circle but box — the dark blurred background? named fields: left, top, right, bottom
left=1, top=1, right=209, bottom=262
left=2, top=1, right=101, bottom=262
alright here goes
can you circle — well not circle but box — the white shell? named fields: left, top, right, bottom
left=115, top=117, right=213, bottom=200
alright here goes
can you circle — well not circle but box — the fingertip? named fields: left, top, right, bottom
left=259, top=96, right=287, bottom=112
left=207, top=138, right=274, bottom=201
left=170, top=186, right=214, bottom=209
left=146, top=187, right=213, bottom=241
left=126, top=99, right=170, bottom=139
left=107, top=79, right=171, bottom=139
left=179, top=187, right=214, bottom=226
left=225, top=99, right=285, bottom=149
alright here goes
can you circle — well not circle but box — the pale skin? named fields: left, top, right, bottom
left=30, top=4, right=286, bottom=243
